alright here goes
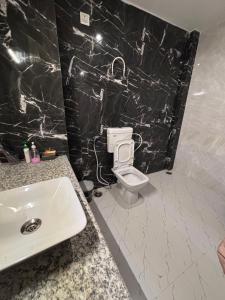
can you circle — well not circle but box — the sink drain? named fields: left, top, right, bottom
left=21, top=218, right=42, bottom=235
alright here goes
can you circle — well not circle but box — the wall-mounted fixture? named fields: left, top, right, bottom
left=111, top=56, right=126, bottom=80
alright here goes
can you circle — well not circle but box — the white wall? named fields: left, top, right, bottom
left=122, top=0, right=225, bottom=31
left=175, top=21, right=225, bottom=196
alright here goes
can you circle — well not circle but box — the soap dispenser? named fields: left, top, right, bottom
left=31, top=142, right=40, bottom=164
left=23, top=142, right=31, bottom=163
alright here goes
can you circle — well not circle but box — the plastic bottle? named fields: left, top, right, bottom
left=31, top=142, right=40, bottom=164
left=23, top=143, right=31, bottom=163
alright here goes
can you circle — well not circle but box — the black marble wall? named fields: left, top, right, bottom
left=55, top=0, right=199, bottom=187
left=0, top=0, right=68, bottom=157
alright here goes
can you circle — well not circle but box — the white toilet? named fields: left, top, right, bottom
left=107, top=127, right=149, bottom=202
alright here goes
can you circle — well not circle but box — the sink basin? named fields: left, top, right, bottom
left=0, top=177, right=87, bottom=271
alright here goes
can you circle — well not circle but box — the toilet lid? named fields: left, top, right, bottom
left=114, top=139, right=134, bottom=169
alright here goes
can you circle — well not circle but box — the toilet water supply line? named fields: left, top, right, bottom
left=93, top=133, right=143, bottom=186
left=93, top=136, right=110, bottom=186
left=133, top=133, right=143, bottom=152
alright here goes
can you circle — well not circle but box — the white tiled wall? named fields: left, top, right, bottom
left=175, top=20, right=225, bottom=197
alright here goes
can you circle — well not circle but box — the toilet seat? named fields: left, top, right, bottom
left=113, top=139, right=134, bottom=169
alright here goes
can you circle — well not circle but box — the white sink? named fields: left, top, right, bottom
left=0, top=177, right=87, bottom=271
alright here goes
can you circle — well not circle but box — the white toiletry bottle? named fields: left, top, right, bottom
left=31, top=142, right=40, bottom=164
left=23, top=143, right=31, bottom=163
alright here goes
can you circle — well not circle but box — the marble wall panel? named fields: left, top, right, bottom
left=55, top=0, right=198, bottom=186
left=0, top=0, right=68, bottom=158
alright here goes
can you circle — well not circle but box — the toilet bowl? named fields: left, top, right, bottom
left=113, top=165, right=149, bottom=192
left=111, top=137, right=149, bottom=202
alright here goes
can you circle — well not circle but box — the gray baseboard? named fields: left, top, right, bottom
left=90, top=201, right=147, bottom=300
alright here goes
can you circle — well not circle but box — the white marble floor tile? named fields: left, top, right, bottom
left=155, top=264, right=206, bottom=300
left=156, top=252, right=225, bottom=300
left=93, top=170, right=225, bottom=300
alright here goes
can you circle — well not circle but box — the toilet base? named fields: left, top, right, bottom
left=117, top=184, right=140, bottom=204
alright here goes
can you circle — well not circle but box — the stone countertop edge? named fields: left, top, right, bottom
left=0, top=155, right=130, bottom=300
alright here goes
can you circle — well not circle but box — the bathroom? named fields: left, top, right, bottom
left=0, top=0, right=225, bottom=299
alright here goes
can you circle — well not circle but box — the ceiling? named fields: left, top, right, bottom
left=122, top=0, right=225, bottom=32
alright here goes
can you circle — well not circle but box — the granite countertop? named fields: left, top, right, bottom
left=0, top=156, right=130, bottom=300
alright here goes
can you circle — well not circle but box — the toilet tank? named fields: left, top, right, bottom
left=107, top=127, right=133, bottom=153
